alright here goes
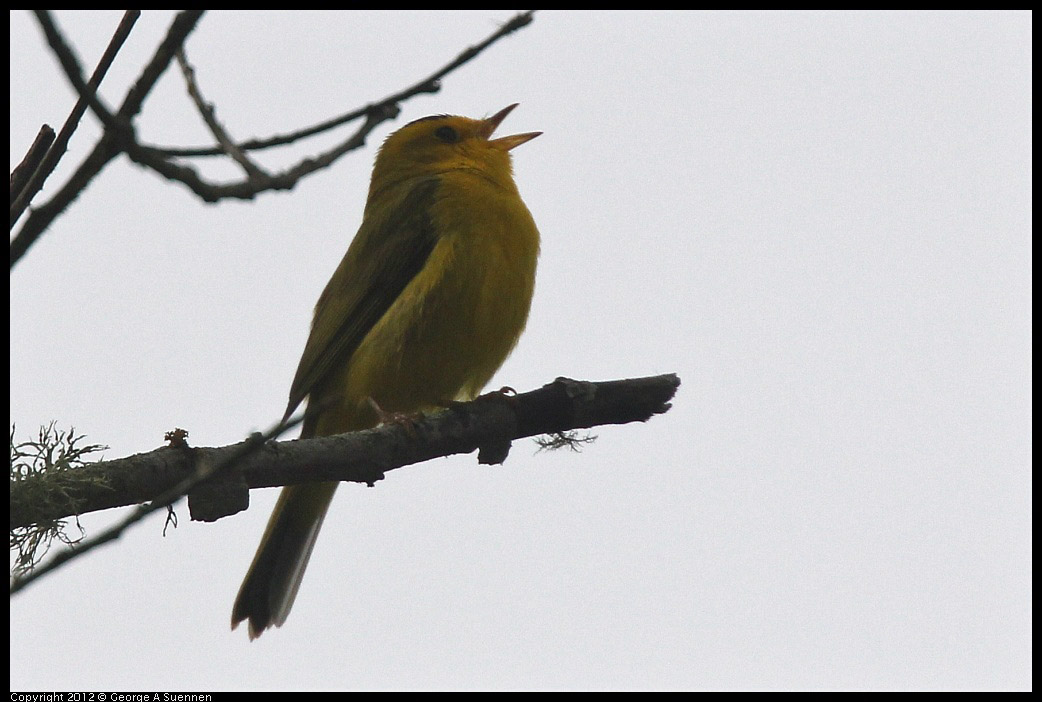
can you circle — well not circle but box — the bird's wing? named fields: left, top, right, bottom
left=283, top=177, right=441, bottom=424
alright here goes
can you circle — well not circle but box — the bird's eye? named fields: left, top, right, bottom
left=434, top=126, right=459, bottom=143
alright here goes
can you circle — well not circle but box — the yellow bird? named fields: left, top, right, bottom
left=231, top=104, right=541, bottom=639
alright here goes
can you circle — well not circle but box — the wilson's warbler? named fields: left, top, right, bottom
left=231, top=104, right=541, bottom=638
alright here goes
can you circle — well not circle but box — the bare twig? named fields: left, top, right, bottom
left=121, top=9, right=538, bottom=201
left=10, top=10, right=536, bottom=269
left=10, top=125, right=55, bottom=206
left=123, top=106, right=394, bottom=202
left=175, top=48, right=270, bottom=181
left=149, top=9, right=538, bottom=159
left=118, top=11, right=207, bottom=122
left=9, top=10, right=139, bottom=232
left=10, top=10, right=204, bottom=269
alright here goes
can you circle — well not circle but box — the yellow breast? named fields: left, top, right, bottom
left=317, top=171, right=539, bottom=434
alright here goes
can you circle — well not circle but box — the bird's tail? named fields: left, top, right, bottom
left=231, top=481, right=338, bottom=639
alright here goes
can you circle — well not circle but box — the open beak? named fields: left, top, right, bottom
left=481, top=103, right=542, bottom=151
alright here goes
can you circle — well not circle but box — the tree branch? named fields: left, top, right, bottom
left=9, top=411, right=306, bottom=596
left=8, top=10, right=139, bottom=232
left=10, top=10, right=537, bottom=267
left=147, top=10, right=538, bottom=159
left=174, top=48, right=270, bottom=181
left=9, top=10, right=204, bottom=269
left=118, top=9, right=538, bottom=201
left=9, top=125, right=55, bottom=206
left=10, top=374, right=680, bottom=532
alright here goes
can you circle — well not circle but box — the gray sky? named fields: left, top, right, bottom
left=9, top=10, right=1031, bottom=691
